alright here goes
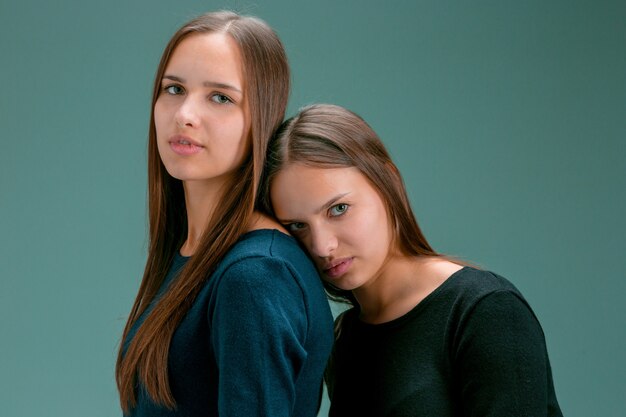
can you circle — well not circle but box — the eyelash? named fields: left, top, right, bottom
left=287, top=222, right=306, bottom=233
left=210, top=93, right=233, bottom=104
left=285, top=204, right=349, bottom=233
left=329, top=203, right=349, bottom=217
left=161, top=84, right=234, bottom=104
left=163, top=84, right=184, bottom=95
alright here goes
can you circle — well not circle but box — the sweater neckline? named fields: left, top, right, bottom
left=175, top=228, right=295, bottom=259
left=350, top=266, right=473, bottom=331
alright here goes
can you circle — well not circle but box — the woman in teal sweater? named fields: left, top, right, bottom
left=116, top=12, right=333, bottom=416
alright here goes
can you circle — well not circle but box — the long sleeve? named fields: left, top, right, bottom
left=125, top=230, right=332, bottom=417
left=210, top=256, right=309, bottom=417
left=455, top=290, right=563, bottom=416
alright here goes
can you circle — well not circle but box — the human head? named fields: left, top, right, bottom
left=148, top=10, right=290, bottom=221
left=263, top=104, right=438, bottom=303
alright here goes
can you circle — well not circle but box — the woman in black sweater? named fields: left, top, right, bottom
left=263, top=103, right=563, bottom=416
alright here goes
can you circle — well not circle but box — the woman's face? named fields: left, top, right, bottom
left=271, top=164, right=394, bottom=291
left=154, top=32, right=250, bottom=186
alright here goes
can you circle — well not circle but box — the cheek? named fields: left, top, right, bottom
left=239, top=121, right=252, bottom=152
left=358, top=208, right=393, bottom=254
left=216, top=114, right=249, bottom=150
left=153, top=102, right=169, bottom=136
left=230, top=132, right=252, bottom=166
left=299, top=237, right=316, bottom=259
left=153, top=109, right=166, bottom=155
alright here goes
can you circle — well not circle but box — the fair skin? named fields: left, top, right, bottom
left=154, top=32, right=280, bottom=256
left=271, top=164, right=463, bottom=324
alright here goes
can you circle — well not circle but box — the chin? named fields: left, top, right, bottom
left=326, top=279, right=359, bottom=292
left=164, top=169, right=190, bottom=181
left=162, top=165, right=202, bottom=181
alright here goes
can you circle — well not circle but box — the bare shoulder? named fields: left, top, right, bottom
left=420, top=257, right=464, bottom=283
left=436, top=258, right=464, bottom=276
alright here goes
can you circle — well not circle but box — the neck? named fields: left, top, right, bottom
left=179, top=179, right=225, bottom=256
left=352, top=255, right=420, bottom=323
left=353, top=256, right=459, bottom=324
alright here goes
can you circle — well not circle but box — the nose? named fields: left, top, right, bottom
left=174, top=96, right=201, bottom=128
left=308, top=226, right=338, bottom=259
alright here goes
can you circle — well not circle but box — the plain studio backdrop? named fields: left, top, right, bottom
left=1, top=1, right=624, bottom=416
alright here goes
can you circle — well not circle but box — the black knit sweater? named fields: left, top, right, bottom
left=327, top=267, right=563, bottom=417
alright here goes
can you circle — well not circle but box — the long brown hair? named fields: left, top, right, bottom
left=116, top=11, right=290, bottom=413
left=261, top=104, right=439, bottom=305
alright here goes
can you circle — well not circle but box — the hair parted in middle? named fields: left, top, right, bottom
left=116, top=11, right=290, bottom=412
left=262, top=104, right=440, bottom=304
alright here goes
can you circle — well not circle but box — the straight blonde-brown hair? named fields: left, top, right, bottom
left=116, top=11, right=290, bottom=413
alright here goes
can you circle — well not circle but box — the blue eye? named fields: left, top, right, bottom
left=163, top=85, right=184, bottom=95
left=210, top=93, right=232, bottom=104
left=329, top=204, right=348, bottom=217
left=287, top=222, right=306, bottom=232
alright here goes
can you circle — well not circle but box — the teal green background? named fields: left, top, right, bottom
left=1, top=0, right=624, bottom=416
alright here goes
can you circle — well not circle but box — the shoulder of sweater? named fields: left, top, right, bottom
left=207, top=229, right=317, bottom=290
left=443, top=267, right=537, bottom=325
left=448, top=267, right=524, bottom=301
left=218, top=229, right=309, bottom=269
left=331, top=268, right=528, bottom=328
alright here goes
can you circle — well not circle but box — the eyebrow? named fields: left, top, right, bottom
left=162, top=75, right=242, bottom=94
left=316, top=192, right=350, bottom=214
left=278, top=192, right=351, bottom=223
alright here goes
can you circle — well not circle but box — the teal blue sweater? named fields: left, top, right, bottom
left=123, top=229, right=334, bottom=416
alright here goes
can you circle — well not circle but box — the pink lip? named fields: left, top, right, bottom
left=169, top=135, right=204, bottom=155
left=323, top=257, right=353, bottom=279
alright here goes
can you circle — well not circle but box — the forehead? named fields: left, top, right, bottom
left=270, top=164, right=375, bottom=216
left=165, top=32, right=244, bottom=84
